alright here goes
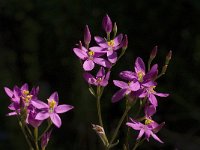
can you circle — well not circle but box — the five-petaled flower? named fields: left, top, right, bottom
left=32, top=92, right=74, bottom=128
left=126, top=118, right=164, bottom=143
left=83, top=67, right=110, bottom=87
left=73, top=45, right=111, bottom=71
left=93, top=34, right=123, bottom=63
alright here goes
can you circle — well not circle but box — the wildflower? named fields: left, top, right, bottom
left=139, top=81, right=169, bottom=108
left=73, top=45, right=111, bottom=71
left=84, top=25, right=91, bottom=46
left=120, top=57, right=158, bottom=83
left=4, top=83, right=39, bottom=116
left=126, top=118, right=164, bottom=143
left=102, top=14, right=112, bottom=33
left=93, top=34, right=123, bottom=63
left=112, top=79, right=140, bottom=103
left=32, top=92, right=74, bottom=128
left=83, top=67, right=110, bottom=87
left=41, top=130, right=52, bottom=149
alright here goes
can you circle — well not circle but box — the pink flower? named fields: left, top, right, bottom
left=32, top=92, right=74, bottom=128
left=73, top=45, right=111, bottom=71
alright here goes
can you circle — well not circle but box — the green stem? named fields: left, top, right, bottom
left=39, top=122, right=52, bottom=140
left=147, top=59, right=152, bottom=71
left=132, top=138, right=145, bottom=150
left=34, top=128, right=39, bottom=150
left=97, top=86, right=103, bottom=127
left=107, top=106, right=131, bottom=149
left=107, top=32, right=110, bottom=41
left=19, top=121, right=34, bottom=150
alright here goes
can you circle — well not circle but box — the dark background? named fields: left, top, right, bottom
left=0, top=0, right=200, bottom=149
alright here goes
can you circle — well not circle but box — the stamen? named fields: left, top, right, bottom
left=107, top=40, right=115, bottom=47
left=145, top=118, right=154, bottom=125
left=48, top=99, right=56, bottom=112
left=137, top=71, right=144, bottom=82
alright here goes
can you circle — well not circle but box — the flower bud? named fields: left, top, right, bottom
left=92, top=124, right=109, bottom=146
left=79, top=41, right=83, bottom=49
left=102, top=14, right=112, bottom=33
left=41, top=130, right=52, bottom=149
left=122, top=34, right=128, bottom=50
left=113, top=22, right=117, bottom=37
left=84, top=25, right=91, bottom=46
left=165, top=50, right=172, bottom=65
left=161, top=65, right=168, bottom=75
left=150, top=46, right=158, bottom=59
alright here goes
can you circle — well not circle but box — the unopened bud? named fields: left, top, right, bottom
left=161, top=65, right=168, bottom=75
left=84, top=25, right=91, bottom=46
left=113, top=22, right=117, bottom=37
left=150, top=46, right=158, bottom=59
left=102, top=14, right=112, bottom=33
left=79, top=41, right=83, bottom=49
left=122, top=34, right=128, bottom=50
left=92, top=124, right=109, bottom=146
left=165, top=50, right=172, bottom=65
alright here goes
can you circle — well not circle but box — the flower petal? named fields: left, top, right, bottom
left=21, top=83, right=29, bottom=91
left=55, top=104, right=74, bottom=114
left=4, top=87, right=13, bottom=98
left=137, top=129, right=145, bottom=140
left=148, top=94, right=158, bottom=107
left=83, top=72, right=96, bottom=85
left=129, top=81, right=140, bottom=91
left=113, top=33, right=123, bottom=46
left=7, top=111, right=17, bottom=116
left=94, top=36, right=108, bottom=48
left=93, top=58, right=111, bottom=68
left=35, top=112, right=50, bottom=120
left=144, top=64, right=158, bottom=81
left=145, top=105, right=156, bottom=117
left=96, top=67, right=105, bottom=78
left=50, top=113, right=62, bottom=128
left=154, top=92, right=169, bottom=97
left=119, top=71, right=136, bottom=81
left=107, top=51, right=117, bottom=63
left=126, top=122, right=142, bottom=130
left=112, top=89, right=127, bottom=103
left=83, top=60, right=95, bottom=71
left=151, top=132, right=164, bottom=143
left=89, top=46, right=105, bottom=53
left=49, top=92, right=59, bottom=103
left=113, top=80, right=128, bottom=89
left=73, top=48, right=87, bottom=60
left=31, top=100, right=49, bottom=109
left=135, top=57, right=146, bottom=73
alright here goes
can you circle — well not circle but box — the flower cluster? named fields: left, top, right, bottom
left=73, top=14, right=172, bottom=149
left=113, top=51, right=171, bottom=143
left=73, top=14, right=128, bottom=79
left=4, top=83, right=74, bottom=149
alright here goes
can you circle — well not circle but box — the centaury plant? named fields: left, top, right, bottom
left=4, top=84, right=74, bottom=150
left=73, top=14, right=172, bottom=150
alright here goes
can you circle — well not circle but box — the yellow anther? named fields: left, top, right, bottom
left=137, top=71, right=144, bottom=82
left=97, top=78, right=102, bottom=83
left=88, top=51, right=95, bottom=56
left=149, top=86, right=156, bottom=93
left=48, top=99, right=56, bottom=109
left=107, top=40, right=115, bottom=47
left=145, top=118, right=154, bottom=125
left=23, top=90, right=29, bottom=95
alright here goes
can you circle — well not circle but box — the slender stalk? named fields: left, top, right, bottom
left=147, top=59, right=152, bottom=71
left=107, top=106, right=131, bottom=149
left=19, top=121, right=34, bottom=150
left=97, top=86, right=103, bottom=127
left=34, top=127, right=39, bottom=150
left=132, top=138, right=145, bottom=150
left=39, top=122, right=52, bottom=140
